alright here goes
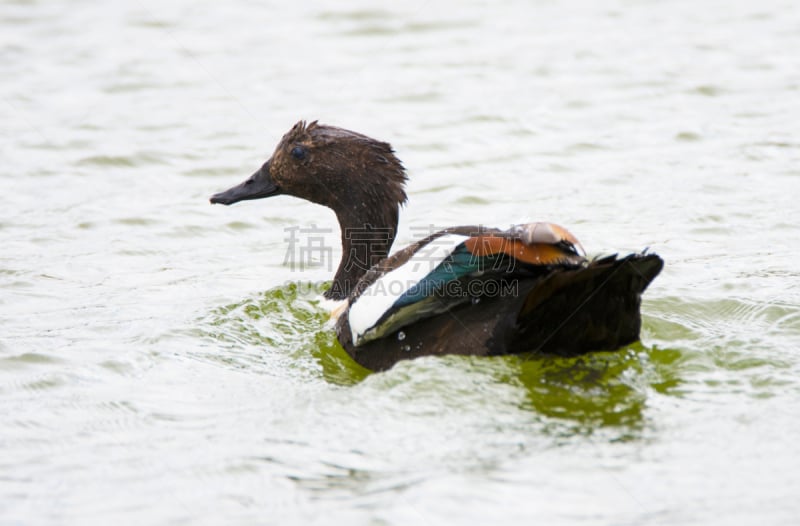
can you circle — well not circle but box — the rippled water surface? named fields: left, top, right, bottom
left=2, top=0, right=800, bottom=524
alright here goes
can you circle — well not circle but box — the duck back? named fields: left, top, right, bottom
left=335, top=223, right=662, bottom=371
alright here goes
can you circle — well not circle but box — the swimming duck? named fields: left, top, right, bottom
left=210, top=121, right=663, bottom=371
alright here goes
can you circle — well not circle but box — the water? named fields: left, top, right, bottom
left=2, top=0, right=800, bottom=524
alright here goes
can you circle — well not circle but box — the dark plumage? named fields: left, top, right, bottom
left=211, top=121, right=406, bottom=299
left=211, top=121, right=663, bottom=371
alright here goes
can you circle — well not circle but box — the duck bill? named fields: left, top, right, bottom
left=209, top=161, right=281, bottom=205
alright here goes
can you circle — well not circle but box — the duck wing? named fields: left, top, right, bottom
left=337, top=223, right=637, bottom=370
left=343, top=223, right=585, bottom=346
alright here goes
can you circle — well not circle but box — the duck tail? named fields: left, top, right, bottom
left=510, top=253, right=664, bottom=355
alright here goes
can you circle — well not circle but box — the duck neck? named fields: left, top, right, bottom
left=326, top=203, right=399, bottom=300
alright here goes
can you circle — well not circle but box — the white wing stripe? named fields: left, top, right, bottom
left=349, top=234, right=469, bottom=345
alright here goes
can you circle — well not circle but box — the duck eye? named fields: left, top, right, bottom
left=291, top=146, right=307, bottom=160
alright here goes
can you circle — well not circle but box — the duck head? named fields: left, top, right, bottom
left=210, top=120, right=407, bottom=209
left=210, top=120, right=408, bottom=300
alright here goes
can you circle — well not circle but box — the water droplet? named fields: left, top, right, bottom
left=471, top=296, right=481, bottom=305
left=397, top=331, right=406, bottom=341
left=401, top=344, right=411, bottom=352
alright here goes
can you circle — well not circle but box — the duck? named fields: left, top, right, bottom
left=210, top=121, right=663, bottom=371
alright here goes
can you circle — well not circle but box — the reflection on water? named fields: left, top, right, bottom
left=516, top=351, right=649, bottom=433
left=200, top=282, right=696, bottom=441
left=198, top=282, right=371, bottom=384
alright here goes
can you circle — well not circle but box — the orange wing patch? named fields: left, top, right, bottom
left=516, top=222, right=584, bottom=254
left=464, top=237, right=574, bottom=265
left=464, top=223, right=585, bottom=265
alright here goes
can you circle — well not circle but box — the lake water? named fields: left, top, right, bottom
left=2, top=0, right=800, bottom=524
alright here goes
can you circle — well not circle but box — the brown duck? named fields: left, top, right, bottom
left=210, top=121, right=663, bottom=371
